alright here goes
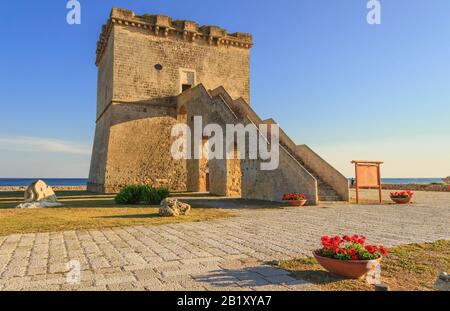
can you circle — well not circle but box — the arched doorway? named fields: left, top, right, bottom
left=177, top=105, right=187, bottom=123
left=199, top=136, right=210, bottom=193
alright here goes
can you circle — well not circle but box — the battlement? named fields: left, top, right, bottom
left=96, top=7, right=253, bottom=65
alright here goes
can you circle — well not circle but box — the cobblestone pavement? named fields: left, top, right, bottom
left=0, top=190, right=448, bottom=291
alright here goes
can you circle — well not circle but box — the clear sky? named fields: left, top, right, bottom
left=0, top=0, right=449, bottom=178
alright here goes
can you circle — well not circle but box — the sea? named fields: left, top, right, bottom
left=0, top=178, right=88, bottom=187
left=0, top=178, right=445, bottom=187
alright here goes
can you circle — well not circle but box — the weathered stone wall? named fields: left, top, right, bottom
left=88, top=32, right=114, bottom=193
left=96, top=28, right=115, bottom=119
left=100, top=101, right=187, bottom=193
left=227, top=146, right=242, bottom=197
left=295, top=145, right=349, bottom=201
left=87, top=108, right=112, bottom=193
left=177, top=85, right=318, bottom=203
left=209, top=88, right=319, bottom=203
left=88, top=8, right=252, bottom=193
left=198, top=139, right=209, bottom=193
left=112, top=24, right=251, bottom=104
left=240, top=145, right=318, bottom=204
left=381, top=184, right=450, bottom=192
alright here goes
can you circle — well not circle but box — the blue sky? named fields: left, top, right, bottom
left=0, top=0, right=449, bottom=178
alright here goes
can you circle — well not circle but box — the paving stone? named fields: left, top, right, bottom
left=0, top=190, right=448, bottom=291
left=249, top=266, right=290, bottom=277
left=107, top=282, right=139, bottom=291
left=133, top=278, right=164, bottom=289
left=95, top=272, right=136, bottom=286
left=133, top=268, right=160, bottom=281
left=263, top=275, right=299, bottom=285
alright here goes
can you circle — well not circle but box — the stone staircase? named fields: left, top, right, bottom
left=278, top=141, right=343, bottom=201
left=209, top=87, right=349, bottom=202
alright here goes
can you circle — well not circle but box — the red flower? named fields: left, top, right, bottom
left=318, top=234, right=387, bottom=261
left=333, top=236, right=341, bottom=243
left=365, top=245, right=376, bottom=253
left=283, top=193, right=306, bottom=201
left=347, top=249, right=357, bottom=255
left=379, top=246, right=388, bottom=255
left=331, top=242, right=340, bottom=251
left=321, top=236, right=330, bottom=242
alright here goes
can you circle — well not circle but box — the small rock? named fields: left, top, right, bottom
left=374, top=284, right=390, bottom=291
left=159, top=198, right=191, bottom=217
left=436, top=272, right=449, bottom=291
left=271, top=260, right=280, bottom=266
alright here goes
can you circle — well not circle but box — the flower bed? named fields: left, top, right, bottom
left=390, top=191, right=413, bottom=204
left=282, top=193, right=307, bottom=206
left=313, top=235, right=388, bottom=279
left=319, top=235, right=387, bottom=261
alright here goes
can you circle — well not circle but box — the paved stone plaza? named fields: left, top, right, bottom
left=0, top=190, right=448, bottom=291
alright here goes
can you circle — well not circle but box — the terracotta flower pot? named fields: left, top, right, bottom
left=313, top=251, right=382, bottom=279
left=390, top=196, right=412, bottom=204
left=284, top=199, right=307, bottom=207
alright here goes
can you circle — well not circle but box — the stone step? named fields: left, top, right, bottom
left=319, top=195, right=343, bottom=202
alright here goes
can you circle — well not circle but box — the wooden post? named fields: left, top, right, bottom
left=351, top=161, right=384, bottom=205
left=377, top=163, right=382, bottom=204
left=355, top=163, right=360, bottom=204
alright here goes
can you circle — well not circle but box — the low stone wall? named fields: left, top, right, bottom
left=0, top=186, right=87, bottom=192
left=382, top=184, right=449, bottom=192
left=351, top=184, right=449, bottom=192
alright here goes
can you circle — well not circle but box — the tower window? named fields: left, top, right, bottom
left=182, top=84, right=192, bottom=92
left=180, top=69, right=196, bottom=93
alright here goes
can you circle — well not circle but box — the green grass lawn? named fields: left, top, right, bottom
left=0, top=191, right=234, bottom=236
left=279, top=240, right=450, bottom=291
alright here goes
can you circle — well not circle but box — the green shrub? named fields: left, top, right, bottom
left=142, top=187, right=171, bottom=205
left=157, top=187, right=170, bottom=201
left=115, top=185, right=171, bottom=205
left=115, top=185, right=146, bottom=204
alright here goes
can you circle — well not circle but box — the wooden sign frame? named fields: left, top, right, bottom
left=351, top=160, right=384, bottom=204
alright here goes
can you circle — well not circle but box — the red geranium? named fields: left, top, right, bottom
left=282, top=193, right=307, bottom=201
left=319, top=234, right=388, bottom=261
left=390, top=191, right=414, bottom=199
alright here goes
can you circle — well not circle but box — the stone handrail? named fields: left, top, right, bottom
left=295, top=144, right=349, bottom=201
left=210, top=87, right=318, bottom=203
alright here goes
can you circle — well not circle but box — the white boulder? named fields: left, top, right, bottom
left=16, top=180, right=63, bottom=209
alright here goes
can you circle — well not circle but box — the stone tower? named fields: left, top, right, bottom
left=88, top=8, right=253, bottom=193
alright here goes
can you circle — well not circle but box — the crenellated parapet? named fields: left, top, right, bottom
left=96, top=7, right=253, bottom=66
